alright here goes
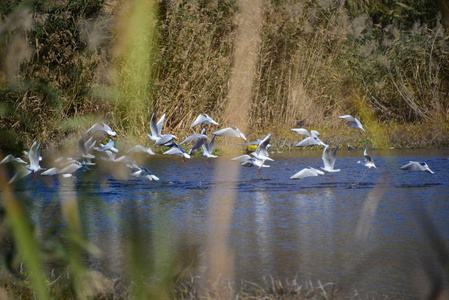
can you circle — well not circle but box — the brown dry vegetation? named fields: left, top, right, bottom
left=0, top=0, right=448, bottom=153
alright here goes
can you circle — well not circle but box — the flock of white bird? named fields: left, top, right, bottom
left=0, top=113, right=435, bottom=185
left=289, top=115, right=434, bottom=180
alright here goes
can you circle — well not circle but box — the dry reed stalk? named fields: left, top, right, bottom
left=205, top=0, right=262, bottom=294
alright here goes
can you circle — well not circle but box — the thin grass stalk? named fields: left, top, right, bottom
left=149, top=201, right=175, bottom=299
left=0, top=166, right=49, bottom=300
left=58, top=176, right=92, bottom=299
left=126, top=203, right=151, bottom=300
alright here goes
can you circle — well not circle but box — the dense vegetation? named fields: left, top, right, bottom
left=0, top=0, right=448, bottom=153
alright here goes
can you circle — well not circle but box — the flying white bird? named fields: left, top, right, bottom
left=291, top=128, right=326, bottom=147
left=190, top=114, right=219, bottom=128
left=400, top=161, right=434, bottom=174
left=8, top=141, right=44, bottom=183
left=131, top=167, right=159, bottom=182
left=163, top=143, right=190, bottom=161
left=201, top=135, right=217, bottom=160
left=231, top=154, right=270, bottom=175
left=41, top=161, right=85, bottom=178
left=251, top=133, right=273, bottom=163
left=338, top=115, right=365, bottom=131
left=357, top=142, right=376, bottom=171
left=76, top=135, right=96, bottom=161
left=290, top=167, right=324, bottom=180
left=0, top=154, right=27, bottom=165
left=126, top=145, right=155, bottom=155
left=147, top=113, right=165, bottom=142
left=179, top=133, right=210, bottom=145
left=28, top=141, right=44, bottom=173
left=86, top=122, right=117, bottom=137
left=188, top=128, right=207, bottom=155
left=96, top=139, right=119, bottom=153
left=213, top=126, right=247, bottom=140
left=147, top=113, right=176, bottom=146
left=321, top=145, right=340, bottom=181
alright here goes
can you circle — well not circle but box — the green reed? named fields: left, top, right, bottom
left=0, top=167, right=48, bottom=300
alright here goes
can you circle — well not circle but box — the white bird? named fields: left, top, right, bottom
left=41, top=161, right=85, bottom=178
left=231, top=155, right=268, bottom=167
left=126, top=145, right=155, bottom=155
left=251, top=134, right=273, bottom=162
left=190, top=114, right=219, bottom=128
left=21, top=151, right=42, bottom=161
left=357, top=142, right=376, bottom=171
left=213, top=126, right=247, bottom=140
left=131, top=167, right=159, bottom=182
left=154, top=134, right=177, bottom=146
left=188, top=128, right=207, bottom=155
left=8, top=141, right=44, bottom=183
left=59, top=162, right=85, bottom=177
left=296, top=136, right=326, bottom=147
left=231, top=154, right=270, bottom=175
left=147, top=112, right=165, bottom=142
left=76, top=135, right=96, bottom=160
left=179, top=133, right=210, bottom=145
left=338, top=115, right=365, bottom=132
left=86, top=122, right=117, bottom=137
left=8, top=167, right=32, bottom=184
left=321, top=145, right=341, bottom=174
left=96, top=139, right=119, bottom=153
left=163, top=143, right=190, bottom=161
left=0, top=154, right=27, bottom=165
left=291, top=128, right=320, bottom=137
left=201, top=135, right=217, bottom=160
left=147, top=113, right=176, bottom=146
left=28, top=141, right=44, bottom=173
left=243, top=139, right=264, bottom=146
left=100, top=150, right=137, bottom=169
left=41, top=167, right=59, bottom=176
left=400, top=161, right=434, bottom=174
left=291, top=128, right=326, bottom=147
left=290, top=167, right=324, bottom=180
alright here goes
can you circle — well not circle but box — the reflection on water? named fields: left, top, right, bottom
left=8, top=149, right=449, bottom=298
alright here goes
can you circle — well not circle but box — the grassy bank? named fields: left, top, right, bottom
left=0, top=269, right=342, bottom=299
left=0, top=0, right=448, bottom=153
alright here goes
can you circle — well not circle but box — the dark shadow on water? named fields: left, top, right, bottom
left=395, top=182, right=443, bottom=188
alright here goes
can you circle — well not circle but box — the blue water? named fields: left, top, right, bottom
left=5, top=148, right=449, bottom=299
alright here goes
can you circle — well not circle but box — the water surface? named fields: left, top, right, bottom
left=11, top=148, right=449, bottom=298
